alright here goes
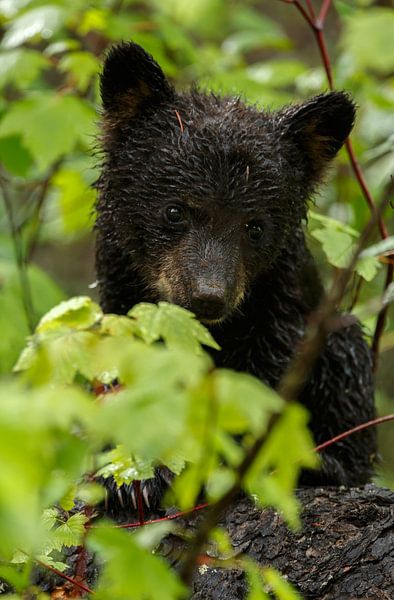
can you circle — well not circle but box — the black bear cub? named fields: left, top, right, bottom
left=96, top=42, right=376, bottom=511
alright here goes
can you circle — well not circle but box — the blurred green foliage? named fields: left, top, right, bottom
left=0, top=0, right=393, bottom=597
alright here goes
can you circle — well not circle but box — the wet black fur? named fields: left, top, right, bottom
left=96, top=42, right=376, bottom=511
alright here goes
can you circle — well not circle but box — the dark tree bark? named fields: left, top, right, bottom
left=17, top=484, right=394, bottom=599
left=162, top=484, right=394, bottom=600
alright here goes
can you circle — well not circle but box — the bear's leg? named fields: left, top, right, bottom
left=300, top=323, right=376, bottom=486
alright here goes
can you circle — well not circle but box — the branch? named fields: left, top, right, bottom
left=0, top=174, right=36, bottom=332
left=278, top=0, right=393, bottom=368
left=27, top=160, right=62, bottom=261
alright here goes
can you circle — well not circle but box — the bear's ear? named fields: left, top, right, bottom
left=100, top=42, right=175, bottom=117
left=279, top=92, right=355, bottom=175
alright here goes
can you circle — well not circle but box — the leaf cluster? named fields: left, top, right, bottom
left=0, top=297, right=315, bottom=598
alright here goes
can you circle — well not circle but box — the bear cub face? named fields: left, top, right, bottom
left=97, top=42, right=355, bottom=323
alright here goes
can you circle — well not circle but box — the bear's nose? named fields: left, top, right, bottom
left=190, top=281, right=227, bottom=321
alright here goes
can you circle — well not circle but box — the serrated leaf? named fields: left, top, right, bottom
left=129, top=302, right=220, bottom=353
left=41, top=508, right=59, bottom=531
left=36, top=556, right=68, bottom=572
left=0, top=93, right=96, bottom=170
left=99, top=314, right=137, bottom=337
left=52, top=513, right=88, bottom=549
left=37, top=296, right=102, bottom=333
left=97, top=447, right=155, bottom=485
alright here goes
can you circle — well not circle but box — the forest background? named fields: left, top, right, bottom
left=0, top=1, right=393, bottom=598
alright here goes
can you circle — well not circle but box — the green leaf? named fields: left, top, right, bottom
left=41, top=508, right=59, bottom=531
left=129, top=302, right=220, bottom=353
left=262, top=567, right=302, bottom=600
left=225, top=8, right=290, bottom=53
left=0, top=49, right=49, bottom=88
left=58, top=51, right=100, bottom=92
left=2, top=5, right=65, bottom=48
left=51, top=513, right=88, bottom=550
left=0, top=135, right=34, bottom=176
left=0, top=259, right=65, bottom=375
left=356, top=256, right=380, bottom=282
left=0, top=93, right=96, bottom=170
left=214, top=370, right=283, bottom=435
left=342, top=9, right=394, bottom=74
left=37, top=296, right=102, bottom=333
left=0, top=381, right=91, bottom=555
left=51, top=169, right=96, bottom=235
left=244, top=560, right=270, bottom=600
left=246, top=404, right=317, bottom=528
left=99, top=314, right=136, bottom=337
left=88, top=526, right=185, bottom=600
left=23, top=330, right=100, bottom=384
left=309, top=213, right=381, bottom=281
left=311, top=228, right=354, bottom=268
left=308, top=211, right=358, bottom=237
left=96, top=447, right=155, bottom=486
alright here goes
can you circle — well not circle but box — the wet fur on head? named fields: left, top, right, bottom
left=96, top=42, right=355, bottom=321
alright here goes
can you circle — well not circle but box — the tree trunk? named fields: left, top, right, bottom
left=163, top=484, right=394, bottom=599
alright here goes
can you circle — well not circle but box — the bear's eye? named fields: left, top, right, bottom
left=245, top=221, right=264, bottom=243
left=165, top=205, right=185, bottom=224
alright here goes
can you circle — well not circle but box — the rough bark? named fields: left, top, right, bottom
left=163, top=484, right=394, bottom=600
left=17, top=484, right=394, bottom=599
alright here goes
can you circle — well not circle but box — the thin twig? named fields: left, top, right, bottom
left=278, top=0, right=392, bottom=368
left=35, top=559, right=95, bottom=595
left=27, top=160, right=62, bottom=261
left=313, top=414, right=394, bottom=453
left=0, top=175, right=35, bottom=332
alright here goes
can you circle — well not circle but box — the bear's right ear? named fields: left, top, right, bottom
left=100, top=42, right=175, bottom=117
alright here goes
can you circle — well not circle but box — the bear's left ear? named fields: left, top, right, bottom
left=279, top=92, right=356, bottom=176
left=100, top=41, right=175, bottom=118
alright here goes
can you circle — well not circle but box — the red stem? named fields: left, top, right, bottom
left=305, top=0, right=316, bottom=19
left=318, top=0, right=332, bottom=27
left=345, top=138, right=388, bottom=239
left=313, top=27, right=334, bottom=88
left=281, top=0, right=392, bottom=366
left=134, top=480, right=145, bottom=525
left=314, top=414, right=394, bottom=453
left=36, top=559, right=95, bottom=595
